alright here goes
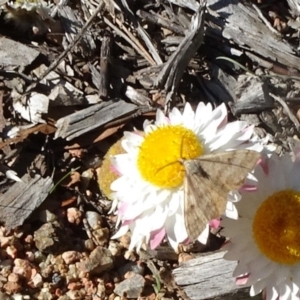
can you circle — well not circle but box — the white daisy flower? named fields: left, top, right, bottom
left=110, top=102, right=263, bottom=251
left=222, top=153, right=300, bottom=300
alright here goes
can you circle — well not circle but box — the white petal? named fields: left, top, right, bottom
left=289, top=160, right=300, bottom=190
left=250, top=279, right=268, bottom=296
left=155, top=109, right=169, bottom=126
left=208, top=122, right=249, bottom=150
left=247, top=260, right=276, bottom=285
left=265, top=285, right=279, bottom=300
left=149, top=205, right=168, bottom=230
left=112, top=224, right=129, bottom=239
left=195, top=102, right=213, bottom=125
left=6, top=170, right=22, bottom=182
left=291, top=268, right=300, bottom=287
left=225, top=201, right=238, bottom=219
left=197, top=225, right=209, bottom=244
left=278, top=282, right=292, bottom=300
left=228, top=190, right=242, bottom=203
left=108, top=197, right=119, bottom=213
left=123, top=131, right=144, bottom=147
left=165, top=212, right=187, bottom=247
left=274, top=266, right=290, bottom=285
left=182, top=102, right=195, bottom=129
left=169, top=107, right=183, bottom=125
left=233, top=262, right=251, bottom=278
left=167, top=190, right=182, bottom=214
left=291, top=280, right=299, bottom=296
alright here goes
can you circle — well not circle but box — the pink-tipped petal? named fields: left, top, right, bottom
left=236, top=274, right=250, bottom=285
left=209, top=218, right=221, bottom=229
left=150, top=227, right=166, bottom=249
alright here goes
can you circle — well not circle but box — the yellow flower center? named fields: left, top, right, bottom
left=137, top=125, right=203, bottom=188
left=252, top=190, right=300, bottom=265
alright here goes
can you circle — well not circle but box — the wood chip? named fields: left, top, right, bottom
left=0, top=36, right=40, bottom=67
left=54, top=99, right=137, bottom=140
left=173, top=250, right=261, bottom=300
left=0, top=174, right=53, bottom=231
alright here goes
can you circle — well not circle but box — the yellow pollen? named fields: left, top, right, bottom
left=137, top=125, right=203, bottom=188
left=252, top=189, right=300, bottom=265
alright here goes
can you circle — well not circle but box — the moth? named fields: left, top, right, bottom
left=183, top=149, right=260, bottom=240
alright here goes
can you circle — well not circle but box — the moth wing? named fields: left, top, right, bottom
left=197, top=150, right=260, bottom=190
left=183, top=167, right=229, bottom=240
left=183, top=150, right=260, bottom=240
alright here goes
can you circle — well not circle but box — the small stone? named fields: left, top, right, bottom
left=57, top=296, right=69, bottom=300
left=118, top=261, right=145, bottom=279
left=34, top=222, right=72, bottom=254
left=55, top=289, right=63, bottom=298
left=0, top=291, right=11, bottom=299
left=38, top=210, right=57, bottom=223
left=105, top=282, right=114, bottom=294
left=6, top=245, right=17, bottom=259
left=32, top=268, right=37, bottom=278
left=50, top=254, right=64, bottom=265
left=24, top=235, right=34, bottom=244
left=11, top=293, right=24, bottom=300
left=30, top=273, right=43, bottom=288
left=66, top=264, right=79, bottom=281
left=85, top=211, right=104, bottom=230
left=178, top=253, right=193, bottom=263
left=114, top=274, right=145, bottom=298
left=67, top=282, right=81, bottom=290
left=0, top=264, right=12, bottom=277
left=67, top=208, right=82, bottom=225
left=84, top=239, right=95, bottom=251
left=52, top=272, right=64, bottom=286
left=41, top=266, right=53, bottom=280
left=81, top=169, right=95, bottom=190
left=147, top=293, right=158, bottom=300
left=66, top=290, right=83, bottom=300
left=77, top=247, right=113, bottom=275
left=37, top=289, right=54, bottom=300
left=62, top=251, right=82, bottom=264
left=34, top=251, right=47, bottom=263
left=0, top=274, right=7, bottom=284
left=0, top=236, right=12, bottom=247
left=119, top=232, right=131, bottom=249
left=13, top=228, right=25, bottom=239
left=0, top=226, right=6, bottom=235
left=92, top=228, right=109, bottom=247
left=25, top=251, right=35, bottom=262
left=124, top=250, right=137, bottom=261
left=0, top=259, right=13, bottom=269
left=13, top=258, right=33, bottom=280
left=82, top=278, right=95, bottom=295
left=108, top=241, right=122, bottom=256
left=86, top=190, right=92, bottom=198
left=4, top=281, right=21, bottom=294
left=95, top=279, right=106, bottom=298
left=8, top=273, right=19, bottom=283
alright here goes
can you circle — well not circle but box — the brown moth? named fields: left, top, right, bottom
left=183, top=149, right=260, bottom=240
